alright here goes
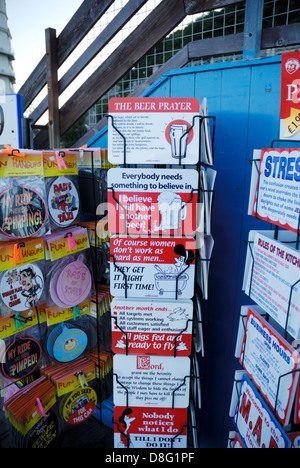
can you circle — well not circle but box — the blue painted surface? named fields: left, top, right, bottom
left=89, top=55, right=284, bottom=447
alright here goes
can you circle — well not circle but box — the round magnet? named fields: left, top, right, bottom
left=48, top=176, right=79, bottom=227
left=60, top=386, right=97, bottom=424
left=0, top=263, right=44, bottom=312
left=1, top=335, right=42, bottom=380
left=50, top=323, right=88, bottom=363
left=56, top=255, right=91, bottom=307
left=0, top=178, right=47, bottom=238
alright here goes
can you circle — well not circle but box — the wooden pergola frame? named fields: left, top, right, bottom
left=19, top=0, right=300, bottom=149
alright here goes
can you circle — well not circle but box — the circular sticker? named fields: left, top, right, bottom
left=0, top=178, right=47, bottom=238
left=60, top=387, right=97, bottom=424
left=47, top=323, right=88, bottom=363
left=48, top=176, right=79, bottom=227
left=0, top=263, right=44, bottom=312
left=1, top=335, right=42, bottom=380
left=56, top=255, right=91, bottom=307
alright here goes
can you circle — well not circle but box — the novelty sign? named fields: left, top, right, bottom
left=48, top=176, right=79, bottom=227
left=107, top=168, right=199, bottom=235
left=1, top=335, right=42, bottom=380
left=234, top=375, right=291, bottom=448
left=108, top=97, right=200, bottom=165
left=248, top=148, right=300, bottom=232
left=114, top=406, right=187, bottom=449
left=110, top=236, right=195, bottom=299
left=280, top=52, right=300, bottom=140
left=111, top=298, right=193, bottom=356
left=113, top=354, right=190, bottom=408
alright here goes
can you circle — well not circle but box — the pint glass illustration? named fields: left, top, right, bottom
left=169, top=124, right=189, bottom=159
left=155, top=191, right=187, bottom=231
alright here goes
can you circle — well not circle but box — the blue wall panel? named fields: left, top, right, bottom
left=88, top=55, right=283, bottom=447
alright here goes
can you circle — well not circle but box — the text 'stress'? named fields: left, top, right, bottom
left=231, top=54, right=300, bottom=448
left=108, top=97, right=213, bottom=449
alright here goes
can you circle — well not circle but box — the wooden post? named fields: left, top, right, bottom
left=243, top=0, right=264, bottom=59
left=45, top=28, right=60, bottom=148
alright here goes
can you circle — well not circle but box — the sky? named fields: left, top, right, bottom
left=6, top=0, right=83, bottom=92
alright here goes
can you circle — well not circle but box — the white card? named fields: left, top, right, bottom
left=113, top=354, right=190, bottom=408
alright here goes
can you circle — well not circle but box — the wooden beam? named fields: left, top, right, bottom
left=28, top=0, right=149, bottom=126
left=183, top=0, right=244, bottom=15
left=18, top=0, right=115, bottom=111
left=243, top=0, right=264, bottom=59
left=58, top=0, right=186, bottom=136
left=45, top=28, right=60, bottom=148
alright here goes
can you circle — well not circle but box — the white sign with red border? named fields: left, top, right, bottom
left=240, top=306, right=299, bottom=426
left=248, top=148, right=300, bottom=233
left=113, top=354, right=190, bottom=408
left=108, top=97, right=200, bottom=165
left=243, top=230, right=300, bottom=339
left=280, top=51, right=300, bottom=140
left=114, top=406, right=187, bottom=449
left=107, top=168, right=199, bottom=236
left=110, top=236, right=196, bottom=299
left=111, top=298, right=193, bottom=356
left=234, top=374, right=291, bottom=448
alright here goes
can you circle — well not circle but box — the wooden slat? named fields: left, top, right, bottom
left=58, top=0, right=186, bottom=136
left=29, top=0, right=149, bottom=126
left=45, top=28, right=60, bottom=148
left=18, top=0, right=115, bottom=111
left=183, top=0, right=244, bottom=14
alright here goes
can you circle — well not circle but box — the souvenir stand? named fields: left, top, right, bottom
left=105, top=96, right=216, bottom=449
left=228, top=137, right=300, bottom=448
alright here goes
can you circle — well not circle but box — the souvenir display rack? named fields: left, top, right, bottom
left=229, top=139, right=300, bottom=449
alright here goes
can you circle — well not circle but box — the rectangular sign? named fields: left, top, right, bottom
left=108, top=97, right=200, bottom=165
left=243, top=230, right=300, bottom=339
left=110, top=236, right=195, bottom=299
left=240, top=307, right=299, bottom=426
left=248, top=148, right=300, bottom=232
left=114, top=406, right=187, bottom=449
left=280, top=52, right=300, bottom=140
left=113, top=354, right=190, bottom=408
left=111, top=298, right=193, bottom=356
left=234, top=374, right=291, bottom=448
left=107, top=168, right=199, bottom=236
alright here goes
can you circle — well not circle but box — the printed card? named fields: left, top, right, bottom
left=111, top=298, right=193, bottom=356
left=113, top=354, right=190, bottom=408
left=107, top=168, right=199, bottom=236
left=240, top=307, right=299, bottom=426
left=243, top=230, right=300, bottom=338
left=234, top=374, right=291, bottom=448
left=280, top=52, right=300, bottom=140
left=110, top=236, right=196, bottom=299
left=108, top=97, right=200, bottom=165
left=248, top=148, right=300, bottom=232
left=114, top=406, right=187, bottom=449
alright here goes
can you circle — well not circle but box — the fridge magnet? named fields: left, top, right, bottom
left=108, top=97, right=200, bottom=165
left=48, top=176, right=79, bottom=227
left=0, top=178, right=47, bottom=239
left=1, top=334, right=42, bottom=380
left=243, top=229, right=300, bottom=338
left=248, top=148, right=300, bottom=233
left=111, top=298, right=193, bottom=356
left=114, top=406, right=187, bottom=449
left=60, top=386, right=97, bottom=424
left=240, top=307, right=300, bottom=426
left=46, top=323, right=88, bottom=363
left=0, top=263, right=44, bottom=312
left=234, top=374, right=291, bottom=448
left=110, top=236, right=195, bottom=299
left=49, top=254, right=92, bottom=308
left=107, top=168, right=199, bottom=235
left=113, top=354, right=190, bottom=408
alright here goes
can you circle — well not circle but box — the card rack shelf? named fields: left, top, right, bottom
left=106, top=108, right=216, bottom=450
left=230, top=139, right=300, bottom=447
